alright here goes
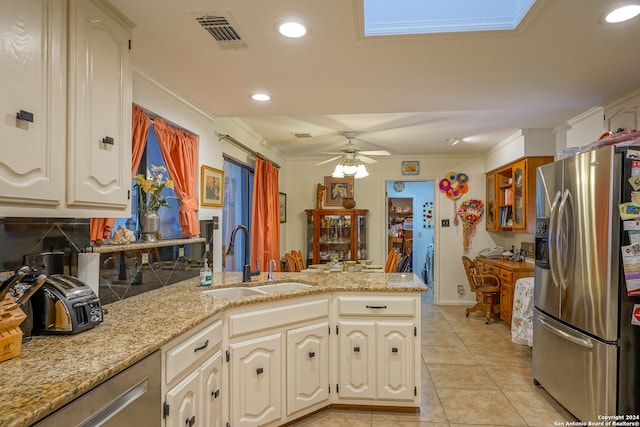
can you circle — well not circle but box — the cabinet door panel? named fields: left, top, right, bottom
left=377, top=321, right=415, bottom=401
left=338, top=321, right=376, bottom=399
left=67, top=0, right=131, bottom=210
left=287, top=322, right=329, bottom=415
left=165, top=371, right=199, bottom=427
left=0, top=0, right=65, bottom=207
left=200, top=350, right=222, bottom=427
left=230, top=333, right=282, bottom=427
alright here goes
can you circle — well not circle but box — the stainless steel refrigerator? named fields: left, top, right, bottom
left=534, top=145, right=640, bottom=421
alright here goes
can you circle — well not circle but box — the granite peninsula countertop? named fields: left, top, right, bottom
left=1, top=271, right=426, bottom=427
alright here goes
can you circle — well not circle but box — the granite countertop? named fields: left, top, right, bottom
left=1, top=271, right=426, bottom=427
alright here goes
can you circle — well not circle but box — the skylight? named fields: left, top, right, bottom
left=363, top=0, right=536, bottom=36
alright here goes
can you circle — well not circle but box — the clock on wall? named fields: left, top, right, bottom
left=393, top=181, right=405, bottom=192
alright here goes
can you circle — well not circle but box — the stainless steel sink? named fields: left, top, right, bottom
left=253, top=282, right=312, bottom=293
left=202, top=287, right=264, bottom=298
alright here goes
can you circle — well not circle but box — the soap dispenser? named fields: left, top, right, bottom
left=200, top=259, right=212, bottom=286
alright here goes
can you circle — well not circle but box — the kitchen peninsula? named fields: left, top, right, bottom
left=1, top=272, right=426, bottom=427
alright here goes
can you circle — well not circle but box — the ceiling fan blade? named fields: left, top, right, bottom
left=359, top=150, right=390, bottom=156
left=359, top=155, right=378, bottom=164
left=315, top=156, right=341, bottom=166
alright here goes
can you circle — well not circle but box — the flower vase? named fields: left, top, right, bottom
left=139, top=210, right=160, bottom=242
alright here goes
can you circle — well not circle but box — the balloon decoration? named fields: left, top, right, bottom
left=457, top=199, right=484, bottom=253
left=439, top=171, right=469, bottom=225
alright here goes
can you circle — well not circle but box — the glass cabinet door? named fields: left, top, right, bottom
left=357, top=213, right=367, bottom=260
left=306, top=213, right=315, bottom=265
left=486, top=173, right=496, bottom=231
left=512, top=160, right=526, bottom=230
left=319, top=214, right=351, bottom=263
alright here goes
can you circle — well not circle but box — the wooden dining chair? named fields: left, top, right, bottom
left=285, top=252, right=300, bottom=272
left=461, top=256, right=501, bottom=324
left=292, top=250, right=306, bottom=270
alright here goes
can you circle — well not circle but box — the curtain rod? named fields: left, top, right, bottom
left=218, top=133, right=281, bottom=169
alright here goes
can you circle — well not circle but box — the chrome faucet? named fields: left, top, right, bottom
left=226, top=224, right=260, bottom=282
left=267, top=259, right=277, bottom=281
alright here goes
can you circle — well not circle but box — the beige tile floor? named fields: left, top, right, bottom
left=290, top=293, right=578, bottom=427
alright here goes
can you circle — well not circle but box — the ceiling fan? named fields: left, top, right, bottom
left=314, top=132, right=391, bottom=179
left=315, top=131, right=391, bottom=166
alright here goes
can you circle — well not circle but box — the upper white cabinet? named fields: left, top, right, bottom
left=605, top=88, right=640, bottom=133
left=0, top=0, right=66, bottom=209
left=67, top=0, right=132, bottom=211
left=0, top=0, right=133, bottom=218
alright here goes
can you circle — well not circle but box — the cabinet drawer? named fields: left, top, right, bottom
left=485, top=265, right=499, bottom=275
left=499, top=269, right=513, bottom=283
left=228, top=298, right=329, bottom=338
left=337, top=296, right=416, bottom=317
left=166, top=320, right=222, bottom=384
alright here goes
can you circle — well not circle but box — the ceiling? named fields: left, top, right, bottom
left=108, top=0, right=640, bottom=159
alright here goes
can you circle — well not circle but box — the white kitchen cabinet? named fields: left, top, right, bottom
left=0, top=0, right=133, bottom=218
left=229, top=333, right=282, bottom=427
left=0, top=0, right=66, bottom=208
left=67, top=0, right=132, bottom=211
left=335, top=294, right=420, bottom=406
left=376, top=321, right=415, bottom=401
left=163, top=319, right=223, bottom=427
left=338, top=321, right=376, bottom=400
left=225, top=296, right=330, bottom=426
left=165, top=371, right=199, bottom=427
left=200, top=350, right=223, bottom=427
left=286, top=321, right=330, bottom=415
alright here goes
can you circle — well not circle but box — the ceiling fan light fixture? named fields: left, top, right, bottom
left=354, top=164, right=369, bottom=179
left=332, top=164, right=345, bottom=178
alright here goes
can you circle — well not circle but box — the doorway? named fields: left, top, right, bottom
left=386, top=180, right=435, bottom=290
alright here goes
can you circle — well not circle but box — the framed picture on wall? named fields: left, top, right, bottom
left=279, top=192, right=287, bottom=223
left=201, top=165, right=225, bottom=207
left=402, top=161, right=420, bottom=175
left=324, top=176, right=354, bottom=206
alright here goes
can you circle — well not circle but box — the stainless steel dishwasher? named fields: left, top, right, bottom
left=34, top=350, right=161, bottom=427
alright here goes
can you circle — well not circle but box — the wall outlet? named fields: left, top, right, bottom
left=457, top=285, right=465, bottom=295
left=212, top=216, right=219, bottom=230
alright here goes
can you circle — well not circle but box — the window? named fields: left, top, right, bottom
left=222, top=156, right=254, bottom=272
left=114, top=124, right=181, bottom=239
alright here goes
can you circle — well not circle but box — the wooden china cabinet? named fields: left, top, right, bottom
left=485, top=156, right=553, bottom=233
left=305, top=209, right=368, bottom=265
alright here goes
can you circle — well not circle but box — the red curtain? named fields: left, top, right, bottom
left=250, top=158, right=280, bottom=272
left=90, top=105, right=151, bottom=242
left=153, top=119, right=200, bottom=237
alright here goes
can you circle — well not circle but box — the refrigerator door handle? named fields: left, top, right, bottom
left=538, top=316, right=594, bottom=349
left=549, top=190, right=563, bottom=288
left=557, top=189, right=576, bottom=290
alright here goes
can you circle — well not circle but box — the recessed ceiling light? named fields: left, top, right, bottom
left=605, top=4, right=640, bottom=23
left=251, top=93, right=271, bottom=102
left=278, top=21, right=307, bottom=38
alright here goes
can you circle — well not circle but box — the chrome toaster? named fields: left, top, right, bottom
left=31, top=275, right=103, bottom=335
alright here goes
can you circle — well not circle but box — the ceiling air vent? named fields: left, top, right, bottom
left=195, top=14, right=247, bottom=50
left=293, top=133, right=313, bottom=140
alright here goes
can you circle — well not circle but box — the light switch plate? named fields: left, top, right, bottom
left=441, top=219, right=450, bottom=227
